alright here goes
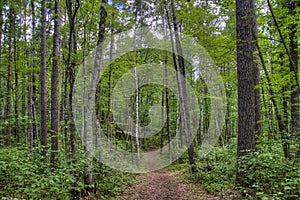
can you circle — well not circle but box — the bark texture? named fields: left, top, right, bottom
left=236, top=0, right=260, bottom=187
left=51, top=0, right=61, bottom=165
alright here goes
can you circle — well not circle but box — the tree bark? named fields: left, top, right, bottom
left=0, top=3, right=3, bottom=145
left=40, top=0, right=48, bottom=156
left=131, top=0, right=142, bottom=169
left=29, top=0, right=38, bottom=151
left=12, top=6, right=19, bottom=144
left=236, top=0, right=259, bottom=187
left=85, top=0, right=107, bottom=190
left=165, top=54, right=172, bottom=162
left=160, top=87, right=164, bottom=154
left=134, top=68, right=140, bottom=168
left=50, top=0, right=61, bottom=166
left=287, top=0, right=299, bottom=159
left=5, top=5, right=13, bottom=146
left=65, top=0, right=80, bottom=198
left=169, top=0, right=196, bottom=172
left=108, top=2, right=114, bottom=151
left=66, top=0, right=80, bottom=161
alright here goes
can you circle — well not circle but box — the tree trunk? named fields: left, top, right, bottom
left=29, top=0, right=38, bottom=151
left=85, top=0, right=107, bottom=190
left=235, top=0, right=259, bottom=187
left=22, top=42, right=27, bottom=144
left=287, top=0, right=299, bottom=159
left=128, top=71, right=134, bottom=166
left=134, top=68, right=140, bottom=169
left=169, top=0, right=196, bottom=172
left=0, top=2, right=3, bottom=145
left=40, top=0, right=48, bottom=156
left=108, top=3, right=114, bottom=151
left=0, top=1, right=5, bottom=146
left=5, top=5, right=13, bottom=147
left=12, top=6, right=19, bottom=144
left=132, top=0, right=142, bottom=169
left=66, top=0, right=80, bottom=198
left=50, top=0, right=61, bottom=166
left=165, top=55, right=172, bottom=162
left=160, top=87, right=164, bottom=154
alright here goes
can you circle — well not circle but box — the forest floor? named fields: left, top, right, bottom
left=116, top=151, right=223, bottom=200
left=116, top=169, right=221, bottom=200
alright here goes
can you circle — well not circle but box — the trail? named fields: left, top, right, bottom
left=117, top=150, right=220, bottom=200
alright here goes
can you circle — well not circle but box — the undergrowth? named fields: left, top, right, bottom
left=0, top=146, right=135, bottom=199
left=186, top=140, right=300, bottom=199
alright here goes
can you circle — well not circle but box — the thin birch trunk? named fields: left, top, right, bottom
left=134, top=68, right=140, bottom=168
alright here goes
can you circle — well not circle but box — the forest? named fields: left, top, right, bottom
left=0, top=0, right=299, bottom=199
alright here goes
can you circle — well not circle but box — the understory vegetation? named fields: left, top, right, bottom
left=188, top=139, right=300, bottom=199
left=0, top=146, right=135, bottom=199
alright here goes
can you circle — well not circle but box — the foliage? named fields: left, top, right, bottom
left=0, top=146, right=135, bottom=199
left=187, top=139, right=300, bottom=200
left=248, top=140, right=300, bottom=200
left=187, top=144, right=236, bottom=194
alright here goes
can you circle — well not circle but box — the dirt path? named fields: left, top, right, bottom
left=117, top=170, right=220, bottom=200
left=117, top=151, right=221, bottom=200
left=143, top=149, right=162, bottom=171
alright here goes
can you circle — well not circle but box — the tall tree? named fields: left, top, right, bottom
left=29, top=0, right=38, bottom=150
left=169, top=0, right=196, bottom=172
left=5, top=3, right=17, bottom=146
left=161, top=9, right=171, bottom=160
left=287, top=0, right=299, bottom=158
left=50, top=0, right=61, bottom=166
left=266, top=0, right=299, bottom=159
left=132, top=0, right=142, bottom=169
left=235, top=0, right=260, bottom=187
left=85, top=0, right=108, bottom=188
left=165, top=55, right=171, bottom=162
left=160, top=87, right=164, bottom=154
left=12, top=4, right=19, bottom=144
left=65, top=0, right=80, bottom=198
left=0, top=0, right=3, bottom=142
left=66, top=0, right=80, bottom=160
left=40, top=0, right=48, bottom=155
left=108, top=0, right=115, bottom=151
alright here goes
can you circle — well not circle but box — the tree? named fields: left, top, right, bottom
left=5, top=3, right=13, bottom=146
left=40, top=0, right=48, bottom=156
left=167, top=0, right=196, bottom=172
left=235, top=0, right=260, bottom=187
left=50, top=0, right=61, bottom=166
left=132, top=0, right=142, bottom=169
left=266, top=0, right=299, bottom=159
left=12, top=4, right=19, bottom=144
left=85, top=0, right=108, bottom=189
left=0, top=0, right=3, bottom=142
left=29, top=0, right=38, bottom=150
left=65, top=0, right=80, bottom=160
left=65, top=0, right=80, bottom=198
left=287, top=0, right=299, bottom=159
left=134, top=67, right=140, bottom=168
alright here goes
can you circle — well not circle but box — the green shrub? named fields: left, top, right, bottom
left=248, top=143, right=300, bottom=200
left=0, top=146, right=135, bottom=199
left=188, top=144, right=236, bottom=194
